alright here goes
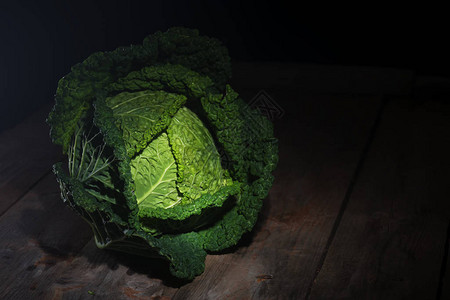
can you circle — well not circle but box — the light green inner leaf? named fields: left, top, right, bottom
left=130, top=106, right=234, bottom=218
left=130, top=133, right=181, bottom=209
left=106, top=90, right=186, bottom=157
left=167, top=107, right=232, bottom=202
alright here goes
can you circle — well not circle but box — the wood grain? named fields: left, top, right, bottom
left=0, top=173, right=176, bottom=299
left=2, top=63, right=448, bottom=299
left=0, top=104, right=175, bottom=298
left=0, top=102, right=62, bottom=215
left=308, top=98, right=450, bottom=299
left=0, top=174, right=92, bottom=299
left=172, top=91, right=382, bottom=299
left=440, top=226, right=450, bottom=300
left=41, top=240, right=178, bottom=300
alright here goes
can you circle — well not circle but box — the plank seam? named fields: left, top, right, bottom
left=304, top=95, right=388, bottom=299
left=0, top=168, right=53, bottom=219
left=436, top=219, right=450, bottom=300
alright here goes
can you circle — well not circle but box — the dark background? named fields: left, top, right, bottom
left=1, top=1, right=448, bottom=132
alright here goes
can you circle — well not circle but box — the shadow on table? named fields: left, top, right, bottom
left=17, top=182, right=273, bottom=288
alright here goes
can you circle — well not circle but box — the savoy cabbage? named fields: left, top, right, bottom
left=47, top=27, right=278, bottom=280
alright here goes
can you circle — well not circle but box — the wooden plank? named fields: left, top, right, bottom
left=0, top=174, right=92, bottom=299
left=0, top=89, right=381, bottom=298
left=0, top=102, right=62, bottom=215
left=439, top=225, right=450, bottom=300
left=171, top=91, right=382, bottom=299
left=39, top=240, right=178, bottom=300
left=309, top=98, right=450, bottom=299
left=0, top=173, right=177, bottom=299
left=0, top=101, right=178, bottom=298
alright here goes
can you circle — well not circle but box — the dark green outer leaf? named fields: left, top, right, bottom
left=198, top=86, right=279, bottom=251
left=48, top=27, right=278, bottom=281
left=47, top=27, right=229, bottom=152
left=54, top=162, right=207, bottom=281
left=93, top=96, right=139, bottom=229
left=106, top=90, right=186, bottom=157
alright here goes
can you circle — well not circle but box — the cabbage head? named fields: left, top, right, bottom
left=47, top=27, right=278, bottom=280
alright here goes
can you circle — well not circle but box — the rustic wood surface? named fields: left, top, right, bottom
left=308, top=98, right=450, bottom=300
left=0, top=103, right=62, bottom=215
left=0, top=63, right=449, bottom=299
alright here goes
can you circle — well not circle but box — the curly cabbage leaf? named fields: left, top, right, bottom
left=47, top=27, right=278, bottom=281
left=167, top=107, right=232, bottom=202
left=131, top=132, right=180, bottom=210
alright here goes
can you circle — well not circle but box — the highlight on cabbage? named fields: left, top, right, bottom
left=47, top=27, right=278, bottom=280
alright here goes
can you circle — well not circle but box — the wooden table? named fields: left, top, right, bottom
left=1, top=63, right=449, bottom=299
